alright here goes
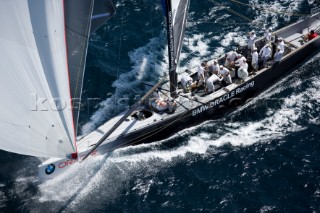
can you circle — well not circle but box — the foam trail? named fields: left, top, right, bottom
left=81, top=35, right=166, bottom=134
left=248, top=0, right=304, bottom=29
left=105, top=51, right=320, bottom=164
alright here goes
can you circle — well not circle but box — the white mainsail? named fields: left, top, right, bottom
left=0, top=0, right=115, bottom=158
left=0, top=0, right=75, bottom=157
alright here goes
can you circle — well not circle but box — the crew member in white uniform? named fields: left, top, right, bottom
left=264, top=28, right=272, bottom=43
left=237, top=59, right=249, bottom=80
left=205, top=74, right=222, bottom=93
left=251, top=47, right=259, bottom=72
left=277, top=37, right=285, bottom=53
left=210, top=60, right=220, bottom=75
left=273, top=46, right=284, bottom=63
left=259, top=43, right=272, bottom=68
left=235, top=54, right=247, bottom=68
left=234, top=54, right=246, bottom=78
left=247, top=31, right=257, bottom=51
left=196, top=62, right=205, bottom=86
left=224, top=50, right=238, bottom=68
left=181, top=73, right=193, bottom=92
left=219, top=65, right=232, bottom=85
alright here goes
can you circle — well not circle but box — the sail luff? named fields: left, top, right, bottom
left=62, top=0, right=94, bottom=155
left=63, top=0, right=95, bottom=140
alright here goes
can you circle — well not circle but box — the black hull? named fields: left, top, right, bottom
left=97, top=36, right=320, bottom=154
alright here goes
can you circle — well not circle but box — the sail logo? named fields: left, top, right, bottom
left=57, top=150, right=98, bottom=169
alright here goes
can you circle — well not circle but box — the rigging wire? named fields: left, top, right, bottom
left=148, top=0, right=161, bottom=98
left=210, top=0, right=253, bottom=22
left=115, top=0, right=125, bottom=117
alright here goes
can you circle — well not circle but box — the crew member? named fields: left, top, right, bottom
left=308, top=30, right=318, bottom=40
left=251, top=47, right=259, bottom=72
left=247, top=31, right=257, bottom=52
left=224, top=50, right=238, bottom=68
left=264, top=28, right=272, bottom=44
left=273, top=46, right=284, bottom=64
left=196, top=62, right=205, bottom=87
left=259, top=43, right=272, bottom=68
left=237, top=59, right=249, bottom=81
left=210, top=60, right=220, bottom=75
left=181, top=73, right=193, bottom=93
left=219, top=65, right=232, bottom=86
left=235, top=54, right=247, bottom=68
left=277, top=37, right=285, bottom=52
left=205, top=74, right=222, bottom=94
left=234, top=54, right=246, bottom=78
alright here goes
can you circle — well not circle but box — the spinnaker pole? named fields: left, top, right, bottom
left=80, top=76, right=167, bottom=161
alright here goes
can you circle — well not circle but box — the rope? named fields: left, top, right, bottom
left=229, top=0, right=311, bottom=17
left=211, top=0, right=253, bottom=22
left=114, top=1, right=125, bottom=117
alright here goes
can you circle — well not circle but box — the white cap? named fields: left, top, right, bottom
left=278, top=37, right=283, bottom=41
left=219, top=65, right=223, bottom=69
left=253, top=47, right=257, bottom=51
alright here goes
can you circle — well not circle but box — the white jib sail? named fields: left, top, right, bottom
left=0, top=0, right=76, bottom=158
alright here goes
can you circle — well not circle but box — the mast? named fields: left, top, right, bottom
left=164, top=0, right=177, bottom=98
left=163, top=0, right=190, bottom=98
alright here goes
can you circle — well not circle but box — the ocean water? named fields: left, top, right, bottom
left=1, top=0, right=320, bottom=212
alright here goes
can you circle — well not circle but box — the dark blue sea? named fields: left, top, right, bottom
left=1, top=0, right=320, bottom=212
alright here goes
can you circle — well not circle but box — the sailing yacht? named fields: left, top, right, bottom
left=1, top=0, right=320, bottom=180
